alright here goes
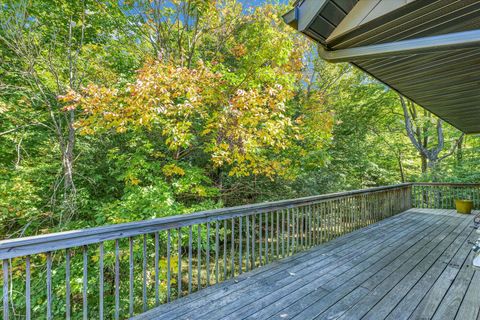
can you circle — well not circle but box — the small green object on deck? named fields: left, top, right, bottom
left=455, top=199, right=473, bottom=214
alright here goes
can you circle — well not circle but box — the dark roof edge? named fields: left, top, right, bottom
left=282, top=7, right=298, bottom=29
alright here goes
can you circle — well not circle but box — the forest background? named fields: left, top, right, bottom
left=0, top=0, right=476, bottom=240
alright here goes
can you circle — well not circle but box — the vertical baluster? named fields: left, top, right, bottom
left=370, top=194, right=374, bottom=223
left=322, top=202, right=326, bottom=241
left=155, top=232, right=159, bottom=306
left=99, top=243, right=104, bottom=320
left=352, top=197, right=355, bottom=230
left=319, top=201, right=327, bottom=238
left=294, top=207, right=300, bottom=253
left=315, top=204, right=319, bottom=243
left=359, top=195, right=368, bottom=228
left=295, top=207, right=300, bottom=252
left=322, top=201, right=329, bottom=243
left=308, top=204, right=316, bottom=242
left=281, top=210, right=285, bottom=257
left=251, top=216, right=255, bottom=269
left=298, top=206, right=306, bottom=251
left=352, top=197, right=355, bottom=228
left=167, top=230, right=171, bottom=302
left=223, top=220, right=227, bottom=279
left=83, top=246, right=88, bottom=320
left=230, top=218, right=235, bottom=278
left=188, top=226, right=193, bottom=293
left=322, top=200, right=330, bottom=242
left=206, top=223, right=210, bottom=286
left=344, top=198, right=347, bottom=235
left=290, top=208, right=294, bottom=252
left=333, top=199, right=341, bottom=235
left=337, top=199, right=341, bottom=237
left=286, top=208, right=290, bottom=255
left=312, top=203, right=320, bottom=246
left=66, top=250, right=71, bottom=320
left=265, top=212, right=269, bottom=264
left=271, top=211, right=274, bottom=259
left=129, top=237, right=134, bottom=316
left=300, top=207, right=304, bottom=248
left=259, top=213, right=263, bottom=266
left=239, top=217, right=243, bottom=274
left=294, top=207, right=298, bottom=251
left=364, top=196, right=368, bottom=225
left=315, top=203, right=319, bottom=242
left=215, top=221, right=219, bottom=283
left=178, top=228, right=183, bottom=297
left=246, top=216, right=250, bottom=272
left=307, top=206, right=311, bottom=247
left=3, top=259, right=8, bottom=320
left=309, top=205, right=312, bottom=247
left=26, top=256, right=31, bottom=320
left=316, top=204, right=321, bottom=244
left=348, top=197, right=352, bottom=231
left=302, top=206, right=306, bottom=246
left=276, top=211, right=279, bottom=259
left=143, top=234, right=148, bottom=310
left=114, top=240, right=120, bottom=320
left=326, top=202, right=329, bottom=241
left=317, top=204, right=321, bottom=244
left=311, top=205, right=315, bottom=245
left=332, top=201, right=336, bottom=239
left=329, top=201, right=333, bottom=241
left=197, top=225, right=201, bottom=290
left=46, top=252, right=52, bottom=320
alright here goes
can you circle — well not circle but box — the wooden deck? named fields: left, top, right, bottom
left=135, top=209, right=479, bottom=320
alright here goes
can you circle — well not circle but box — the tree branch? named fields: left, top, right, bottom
left=438, top=132, right=465, bottom=161
left=0, top=122, right=49, bottom=136
left=399, top=94, right=427, bottom=157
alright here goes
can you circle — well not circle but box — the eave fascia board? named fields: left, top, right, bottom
left=319, top=29, right=480, bottom=63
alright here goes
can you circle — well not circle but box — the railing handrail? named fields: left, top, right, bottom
left=0, top=183, right=412, bottom=260
left=412, top=182, right=480, bottom=187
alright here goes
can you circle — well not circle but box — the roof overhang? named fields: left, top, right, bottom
left=283, top=0, right=480, bottom=134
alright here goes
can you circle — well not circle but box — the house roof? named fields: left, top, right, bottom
left=284, top=0, right=480, bottom=134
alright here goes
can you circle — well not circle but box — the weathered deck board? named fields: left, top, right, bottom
left=134, top=209, right=478, bottom=320
left=140, top=210, right=425, bottom=319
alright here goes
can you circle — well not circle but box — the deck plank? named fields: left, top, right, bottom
left=289, top=212, right=464, bottom=320
left=138, top=210, right=427, bottom=320
left=386, top=220, right=476, bottom=320
left=223, top=212, right=440, bottom=320
left=431, top=249, right=476, bottom=320
left=357, top=216, right=472, bottom=320
left=133, top=209, right=477, bottom=320
left=456, top=267, right=480, bottom=320
left=259, top=213, right=450, bottom=320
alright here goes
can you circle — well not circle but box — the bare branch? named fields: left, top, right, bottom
left=438, top=132, right=465, bottom=161
left=399, top=94, right=427, bottom=157
left=0, top=122, right=50, bottom=136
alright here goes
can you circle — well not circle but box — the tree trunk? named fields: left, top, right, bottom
left=456, top=135, right=464, bottom=163
left=63, top=109, right=76, bottom=193
left=398, top=152, right=405, bottom=182
left=421, top=154, right=428, bottom=173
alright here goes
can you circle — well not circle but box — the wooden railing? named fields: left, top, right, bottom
left=0, top=184, right=412, bottom=319
left=412, top=183, right=480, bottom=209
